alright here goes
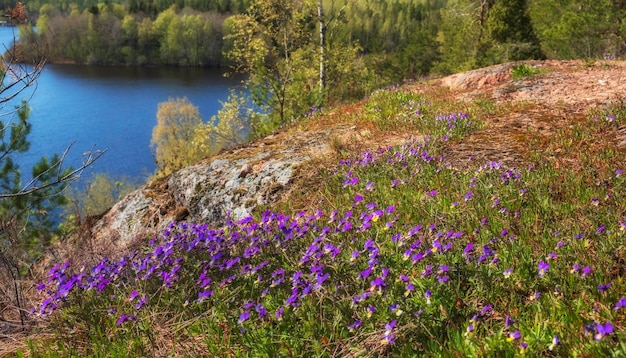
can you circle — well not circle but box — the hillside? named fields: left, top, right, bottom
left=10, top=59, right=626, bottom=356
left=48, top=60, right=626, bottom=267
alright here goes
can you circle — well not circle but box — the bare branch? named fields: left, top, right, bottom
left=0, top=26, right=48, bottom=117
left=0, top=144, right=108, bottom=200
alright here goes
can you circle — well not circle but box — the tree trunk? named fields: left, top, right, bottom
left=318, top=0, right=326, bottom=96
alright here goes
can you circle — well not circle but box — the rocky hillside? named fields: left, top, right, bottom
left=49, top=60, right=626, bottom=266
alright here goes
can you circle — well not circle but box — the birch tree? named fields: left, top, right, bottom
left=151, top=97, right=205, bottom=176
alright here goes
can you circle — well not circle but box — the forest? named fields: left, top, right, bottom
left=7, top=0, right=625, bottom=77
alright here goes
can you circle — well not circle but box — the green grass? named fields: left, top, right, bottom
left=510, top=64, right=546, bottom=80
left=20, top=91, right=626, bottom=357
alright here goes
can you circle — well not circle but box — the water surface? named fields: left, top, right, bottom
left=0, top=26, right=242, bottom=186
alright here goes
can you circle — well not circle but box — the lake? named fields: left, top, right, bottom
left=0, top=26, right=243, bottom=188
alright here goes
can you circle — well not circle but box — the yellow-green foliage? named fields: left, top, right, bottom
left=194, top=91, right=258, bottom=153
left=151, top=97, right=205, bottom=176
left=66, top=173, right=137, bottom=217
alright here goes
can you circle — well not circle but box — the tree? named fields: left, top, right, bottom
left=0, top=31, right=104, bottom=332
left=435, top=0, right=542, bottom=73
left=529, top=0, right=625, bottom=59
left=434, top=0, right=483, bottom=74
left=224, top=0, right=318, bottom=125
left=195, top=91, right=259, bottom=151
left=317, top=0, right=326, bottom=94
left=483, top=0, right=543, bottom=63
left=65, top=173, right=137, bottom=219
left=151, top=97, right=205, bottom=177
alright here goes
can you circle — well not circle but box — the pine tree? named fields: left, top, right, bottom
left=483, top=0, right=543, bottom=63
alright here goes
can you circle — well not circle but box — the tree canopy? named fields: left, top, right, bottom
left=151, top=97, right=205, bottom=176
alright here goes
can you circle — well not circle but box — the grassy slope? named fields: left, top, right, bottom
left=18, top=63, right=626, bottom=357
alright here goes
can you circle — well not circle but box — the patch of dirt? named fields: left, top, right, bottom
left=422, top=60, right=626, bottom=168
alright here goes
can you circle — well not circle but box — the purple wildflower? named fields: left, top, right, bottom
left=389, top=302, right=403, bottom=316
left=354, top=194, right=364, bottom=205
left=348, top=319, right=362, bottom=332
left=505, top=315, right=514, bottom=329
left=595, top=321, right=614, bottom=341
left=549, top=335, right=560, bottom=351
left=381, top=320, right=397, bottom=345
left=420, top=265, right=433, bottom=278
left=116, top=313, right=136, bottom=325
left=581, top=266, right=592, bottom=277
left=519, top=342, right=528, bottom=354
left=275, top=307, right=284, bottom=321
left=359, top=266, right=373, bottom=280
left=256, top=304, right=267, bottom=319
left=463, top=242, right=474, bottom=260
left=350, top=250, right=360, bottom=263
left=424, top=289, right=432, bottom=304
left=238, top=311, right=250, bottom=324
left=506, top=330, right=521, bottom=342
left=134, top=296, right=148, bottom=310
left=538, top=260, right=550, bottom=277
left=614, top=297, right=626, bottom=310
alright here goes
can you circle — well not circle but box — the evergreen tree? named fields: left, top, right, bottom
left=530, top=0, right=625, bottom=59
left=483, top=0, right=543, bottom=63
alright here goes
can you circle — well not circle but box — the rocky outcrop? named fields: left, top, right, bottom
left=169, top=154, right=306, bottom=224
left=84, top=122, right=409, bottom=257
left=89, top=151, right=310, bottom=255
left=437, top=62, right=514, bottom=90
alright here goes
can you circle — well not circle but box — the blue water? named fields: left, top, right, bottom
left=0, top=27, right=242, bottom=187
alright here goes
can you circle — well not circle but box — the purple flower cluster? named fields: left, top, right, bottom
left=32, top=114, right=626, bottom=354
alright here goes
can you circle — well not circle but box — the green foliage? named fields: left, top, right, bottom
left=0, top=22, right=110, bottom=335
left=483, top=0, right=544, bottom=64
left=436, top=0, right=544, bottom=73
left=510, top=63, right=545, bottom=79
left=224, top=0, right=382, bottom=130
left=19, top=4, right=225, bottom=66
left=529, top=0, right=626, bottom=59
left=151, top=97, right=206, bottom=177
left=194, top=91, right=259, bottom=152
left=10, top=0, right=626, bottom=76
left=65, top=173, right=138, bottom=218
left=485, top=0, right=543, bottom=61
left=225, top=0, right=318, bottom=126
left=362, top=87, right=482, bottom=139
left=0, top=103, right=72, bottom=257
left=433, top=1, right=483, bottom=75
